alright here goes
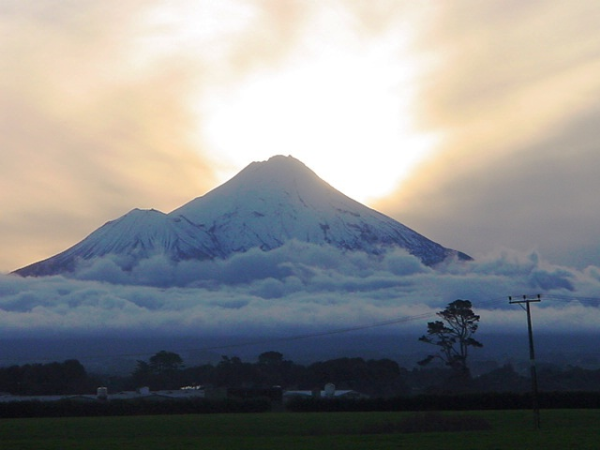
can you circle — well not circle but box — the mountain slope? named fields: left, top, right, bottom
left=170, top=155, right=467, bottom=264
left=15, top=155, right=470, bottom=278
left=15, top=209, right=217, bottom=276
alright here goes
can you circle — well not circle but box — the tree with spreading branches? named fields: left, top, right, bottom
left=418, top=299, right=483, bottom=378
left=132, top=351, right=184, bottom=390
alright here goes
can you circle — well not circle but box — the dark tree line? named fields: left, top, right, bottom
left=122, top=349, right=600, bottom=397
left=129, top=350, right=411, bottom=398
left=3, top=353, right=600, bottom=397
left=0, top=352, right=410, bottom=397
left=0, top=359, right=95, bottom=395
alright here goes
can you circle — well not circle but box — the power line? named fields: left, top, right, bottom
left=195, top=312, right=435, bottom=353
left=0, top=311, right=437, bottom=363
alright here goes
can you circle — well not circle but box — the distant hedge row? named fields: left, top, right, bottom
left=0, top=397, right=272, bottom=419
left=286, top=391, right=600, bottom=413
left=2, top=391, right=600, bottom=418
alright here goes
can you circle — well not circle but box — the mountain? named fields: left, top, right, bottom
left=16, top=208, right=218, bottom=276
left=15, top=155, right=470, bottom=277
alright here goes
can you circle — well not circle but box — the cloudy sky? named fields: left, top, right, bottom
left=1, top=1, right=600, bottom=349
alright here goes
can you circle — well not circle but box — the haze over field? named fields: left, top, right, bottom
left=1, top=1, right=600, bottom=354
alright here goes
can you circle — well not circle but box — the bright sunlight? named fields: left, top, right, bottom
left=166, top=2, right=441, bottom=203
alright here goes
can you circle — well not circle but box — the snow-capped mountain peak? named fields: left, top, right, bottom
left=15, top=155, right=470, bottom=278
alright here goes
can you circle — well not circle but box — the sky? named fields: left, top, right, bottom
left=1, top=1, right=600, bottom=350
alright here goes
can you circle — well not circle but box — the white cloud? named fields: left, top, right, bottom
left=2, top=245, right=599, bottom=343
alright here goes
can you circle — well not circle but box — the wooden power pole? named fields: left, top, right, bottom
left=509, top=294, right=541, bottom=430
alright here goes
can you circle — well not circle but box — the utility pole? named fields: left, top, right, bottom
left=509, top=294, right=541, bottom=429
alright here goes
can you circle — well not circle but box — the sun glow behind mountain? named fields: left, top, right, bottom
left=192, top=6, right=439, bottom=204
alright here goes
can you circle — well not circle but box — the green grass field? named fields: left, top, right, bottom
left=1, top=409, right=599, bottom=450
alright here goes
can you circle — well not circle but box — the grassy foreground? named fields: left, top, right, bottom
left=1, top=409, right=599, bottom=450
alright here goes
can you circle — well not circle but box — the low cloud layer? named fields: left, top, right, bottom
left=2, top=243, right=599, bottom=342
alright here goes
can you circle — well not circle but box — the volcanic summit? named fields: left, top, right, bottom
left=15, top=155, right=470, bottom=279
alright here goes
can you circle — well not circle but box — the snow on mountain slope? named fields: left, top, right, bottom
left=170, top=155, right=467, bottom=264
left=15, top=208, right=216, bottom=276
left=15, top=155, right=470, bottom=278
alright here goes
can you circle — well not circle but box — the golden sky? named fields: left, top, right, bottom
left=2, top=0, right=600, bottom=272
